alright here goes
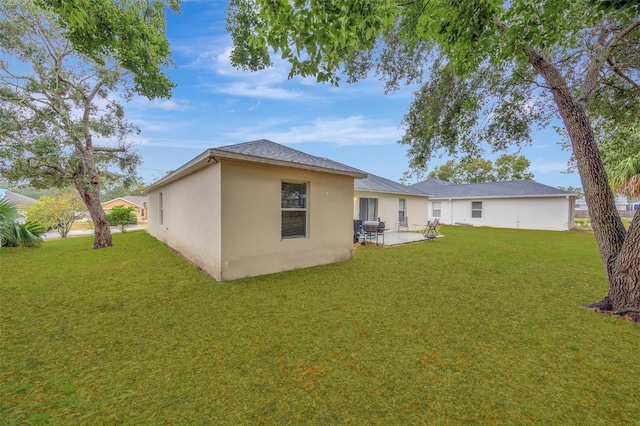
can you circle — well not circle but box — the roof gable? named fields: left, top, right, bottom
left=145, top=139, right=367, bottom=192
left=212, top=139, right=366, bottom=176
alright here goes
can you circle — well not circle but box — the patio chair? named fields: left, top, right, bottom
left=423, top=218, right=440, bottom=239
left=398, top=216, right=409, bottom=232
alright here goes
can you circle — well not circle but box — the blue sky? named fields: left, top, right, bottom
left=126, top=0, right=582, bottom=188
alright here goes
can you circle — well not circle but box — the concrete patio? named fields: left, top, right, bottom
left=359, top=230, right=443, bottom=247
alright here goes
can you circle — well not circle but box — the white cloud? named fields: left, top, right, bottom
left=227, top=116, right=402, bottom=146
left=530, top=161, right=568, bottom=173
left=214, top=82, right=302, bottom=100
left=130, top=97, right=193, bottom=111
left=181, top=43, right=312, bottom=101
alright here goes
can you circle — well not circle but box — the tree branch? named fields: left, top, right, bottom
left=399, top=0, right=430, bottom=34
left=93, top=146, right=127, bottom=153
left=606, top=57, right=640, bottom=91
left=82, top=80, right=104, bottom=149
left=578, top=19, right=640, bottom=107
left=27, top=158, right=65, bottom=175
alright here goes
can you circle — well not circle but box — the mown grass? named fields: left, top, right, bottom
left=1, top=227, right=638, bottom=424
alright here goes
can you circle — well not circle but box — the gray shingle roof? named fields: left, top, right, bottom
left=0, top=189, right=36, bottom=206
left=213, top=139, right=366, bottom=176
left=410, top=179, right=575, bottom=198
left=121, top=195, right=147, bottom=207
left=355, top=173, right=427, bottom=195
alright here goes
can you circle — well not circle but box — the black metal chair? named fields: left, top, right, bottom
left=423, top=218, right=440, bottom=239
left=398, top=216, right=409, bottom=232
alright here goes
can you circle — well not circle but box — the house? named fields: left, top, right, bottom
left=144, top=139, right=367, bottom=281
left=410, top=179, right=577, bottom=231
left=0, top=189, right=36, bottom=207
left=0, top=189, right=36, bottom=222
left=102, top=196, right=148, bottom=223
left=354, top=173, right=429, bottom=230
left=575, top=195, right=629, bottom=212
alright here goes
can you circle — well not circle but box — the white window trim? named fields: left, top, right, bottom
left=471, top=201, right=483, bottom=219
left=432, top=201, right=441, bottom=218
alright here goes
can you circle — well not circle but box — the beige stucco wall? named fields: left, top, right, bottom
left=219, top=161, right=355, bottom=281
left=147, top=164, right=223, bottom=280
left=102, top=199, right=146, bottom=223
left=354, top=190, right=430, bottom=231
left=432, top=196, right=574, bottom=230
left=147, top=159, right=356, bottom=281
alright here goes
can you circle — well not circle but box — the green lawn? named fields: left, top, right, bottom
left=1, top=227, right=638, bottom=424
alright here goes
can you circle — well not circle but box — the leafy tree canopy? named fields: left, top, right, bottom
left=35, top=0, right=179, bottom=99
left=26, top=190, right=86, bottom=238
left=598, top=122, right=640, bottom=198
left=228, top=0, right=639, bottom=163
left=558, top=186, right=585, bottom=198
left=101, top=176, right=147, bottom=202
left=427, top=154, right=534, bottom=184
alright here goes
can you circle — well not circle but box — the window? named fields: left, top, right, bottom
left=159, top=192, right=164, bottom=225
left=471, top=201, right=482, bottom=218
left=282, top=182, right=307, bottom=238
left=358, top=198, right=378, bottom=221
left=398, top=199, right=406, bottom=222
left=432, top=201, right=441, bottom=218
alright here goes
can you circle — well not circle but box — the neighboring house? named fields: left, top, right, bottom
left=410, top=179, right=577, bottom=231
left=0, top=189, right=36, bottom=207
left=575, top=195, right=629, bottom=212
left=144, top=139, right=367, bottom=281
left=0, top=189, right=36, bottom=222
left=102, top=196, right=148, bottom=223
left=354, top=173, right=429, bottom=230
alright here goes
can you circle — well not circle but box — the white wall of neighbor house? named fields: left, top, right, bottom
left=220, top=161, right=356, bottom=281
left=147, top=163, right=223, bottom=280
left=431, top=197, right=575, bottom=231
left=354, top=190, right=430, bottom=230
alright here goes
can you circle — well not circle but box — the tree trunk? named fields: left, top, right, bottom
left=526, top=48, right=639, bottom=318
left=73, top=160, right=112, bottom=249
left=595, top=209, right=640, bottom=317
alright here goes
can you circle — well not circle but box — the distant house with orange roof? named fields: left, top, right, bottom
left=102, top=196, right=148, bottom=223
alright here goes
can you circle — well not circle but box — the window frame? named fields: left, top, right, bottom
left=432, top=201, right=441, bottom=218
left=281, top=181, right=308, bottom=239
left=471, top=201, right=483, bottom=218
left=159, top=192, right=164, bottom=225
left=358, top=197, right=379, bottom=222
left=398, top=198, right=406, bottom=222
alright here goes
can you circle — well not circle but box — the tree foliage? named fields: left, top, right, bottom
left=0, top=199, right=43, bottom=247
left=598, top=123, right=640, bottom=198
left=427, top=154, right=534, bottom=184
left=558, top=186, right=585, bottom=198
left=106, top=205, right=137, bottom=233
left=227, top=0, right=640, bottom=317
left=0, top=0, right=146, bottom=248
left=101, top=176, right=147, bottom=202
left=26, top=190, right=86, bottom=238
left=35, top=0, right=179, bottom=99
